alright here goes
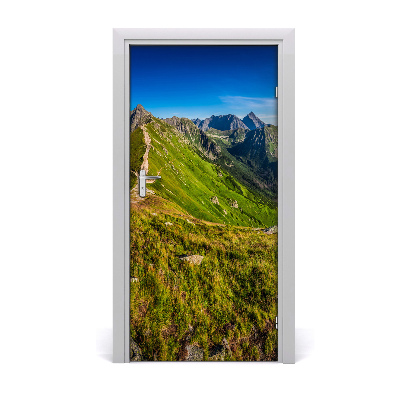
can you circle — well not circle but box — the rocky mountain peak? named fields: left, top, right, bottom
left=192, top=112, right=267, bottom=131
left=130, top=104, right=153, bottom=132
left=241, top=111, right=266, bottom=130
left=195, top=114, right=248, bottom=131
left=135, top=104, right=145, bottom=112
left=191, top=118, right=201, bottom=126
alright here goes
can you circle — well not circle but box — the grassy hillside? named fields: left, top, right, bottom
left=143, top=118, right=277, bottom=228
left=205, top=133, right=277, bottom=202
left=164, top=118, right=278, bottom=202
left=130, top=110, right=278, bottom=361
left=229, top=126, right=278, bottom=192
left=130, top=196, right=278, bottom=361
left=130, top=127, right=146, bottom=188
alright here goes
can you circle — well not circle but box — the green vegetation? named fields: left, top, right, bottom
left=158, top=116, right=278, bottom=203
left=145, top=120, right=277, bottom=227
left=130, top=109, right=278, bottom=361
left=207, top=133, right=277, bottom=202
left=228, top=125, right=278, bottom=193
left=130, top=127, right=146, bottom=188
left=269, top=141, right=277, bottom=156
left=130, top=197, right=278, bottom=361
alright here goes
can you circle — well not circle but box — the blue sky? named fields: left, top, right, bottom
left=130, top=45, right=278, bottom=125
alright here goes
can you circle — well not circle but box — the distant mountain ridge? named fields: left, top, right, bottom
left=229, top=125, right=278, bottom=191
left=129, top=104, right=277, bottom=227
left=130, top=105, right=277, bottom=199
left=163, top=116, right=221, bottom=160
left=192, top=112, right=267, bottom=131
left=242, top=111, right=266, bottom=130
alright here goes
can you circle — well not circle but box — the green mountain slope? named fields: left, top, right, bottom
left=129, top=106, right=278, bottom=361
left=130, top=197, right=278, bottom=361
left=204, top=132, right=277, bottom=201
left=130, top=111, right=277, bottom=228
left=228, top=126, right=278, bottom=194
left=163, top=116, right=277, bottom=202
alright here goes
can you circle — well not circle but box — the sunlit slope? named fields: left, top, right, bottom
left=132, top=117, right=277, bottom=228
left=130, top=197, right=278, bottom=361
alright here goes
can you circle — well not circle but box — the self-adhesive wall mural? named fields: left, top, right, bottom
left=129, top=45, right=278, bottom=361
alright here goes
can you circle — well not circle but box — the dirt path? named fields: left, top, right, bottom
left=131, top=125, right=153, bottom=205
left=140, top=125, right=151, bottom=173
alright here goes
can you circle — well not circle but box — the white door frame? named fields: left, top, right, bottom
left=113, top=28, right=295, bottom=363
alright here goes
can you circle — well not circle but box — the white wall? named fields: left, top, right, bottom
left=1, top=1, right=399, bottom=399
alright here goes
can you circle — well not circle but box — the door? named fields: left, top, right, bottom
left=129, top=45, right=278, bottom=361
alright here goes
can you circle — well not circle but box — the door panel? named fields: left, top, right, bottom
left=129, top=45, right=278, bottom=361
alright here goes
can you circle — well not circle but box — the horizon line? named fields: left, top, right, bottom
left=132, top=104, right=275, bottom=123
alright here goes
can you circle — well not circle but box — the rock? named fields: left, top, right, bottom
left=209, top=344, right=225, bottom=361
left=185, top=345, right=204, bottom=361
left=179, top=255, right=204, bottom=265
left=165, top=222, right=173, bottom=226
left=130, top=339, right=143, bottom=361
left=192, top=118, right=201, bottom=126
left=223, top=209, right=227, bottom=215
left=209, top=339, right=230, bottom=361
left=242, top=111, right=266, bottom=130
left=229, top=199, right=239, bottom=208
left=130, top=277, right=139, bottom=283
left=151, top=213, right=157, bottom=216
left=130, top=104, right=153, bottom=132
left=186, top=219, right=195, bottom=225
left=210, top=196, right=219, bottom=205
left=196, top=114, right=248, bottom=132
left=264, top=225, right=278, bottom=234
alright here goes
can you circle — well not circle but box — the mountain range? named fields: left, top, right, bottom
left=130, top=105, right=277, bottom=226
left=129, top=105, right=279, bottom=362
left=192, top=111, right=267, bottom=131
